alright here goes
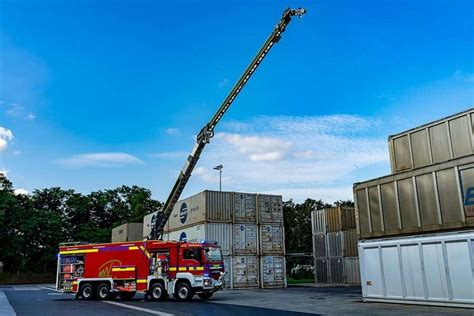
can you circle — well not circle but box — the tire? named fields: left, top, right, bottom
left=198, top=291, right=213, bottom=300
left=118, top=292, right=136, bottom=300
left=174, top=282, right=194, bottom=302
left=149, top=283, right=166, bottom=301
left=96, top=283, right=110, bottom=300
left=80, top=283, right=95, bottom=300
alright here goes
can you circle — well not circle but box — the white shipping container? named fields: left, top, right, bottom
left=143, top=211, right=159, bottom=238
left=233, top=223, right=258, bottom=254
left=359, top=230, right=474, bottom=308
left=223, top=256, right=232, bottom=288
left=260, top=256, right=286, bottom=288
left=234, top=192, right=257, bottom=222
left=257, top=194, right=283, bottom=224
left=343, top=257, right=360, bottom=284
left=163, top=223, right=232, bottom=256
left=259, top=224, right=285, bottom=255
left=232, top=255, right=259, bottom=288
left=311, top=210, right=326, bottom=234
left=168, top=191, right=233, bottom=231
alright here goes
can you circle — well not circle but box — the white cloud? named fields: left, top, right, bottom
left=58, top=152, right=145, bottom=168
left=6, top=103, right=24, bottom=116
left=217, top=78, right=229, bottom=88
left=14, top=188, right=29, bottom=195
left=0, top=127, right=14, bottom=151
left=149, top=151, right=187, bottom=159
left=27, top=112, right=36, bottom=120
left=186, top=114, right=390, bottom=203
left=165, top=128, right=180, bottom=136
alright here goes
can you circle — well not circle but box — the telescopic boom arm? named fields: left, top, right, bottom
left=151, top=7, right=306, bottom=240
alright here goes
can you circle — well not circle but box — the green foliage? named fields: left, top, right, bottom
left=0, top=176, right=162, bottom=277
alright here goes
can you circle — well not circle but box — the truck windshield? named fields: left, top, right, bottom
left=203, top=247, right=222, bottom=262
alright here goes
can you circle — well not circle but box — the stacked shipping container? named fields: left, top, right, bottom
left=311, top=207, right=360, bottom=285
left=147, top=190, right=286, bottom=289
left=354, top=108, right=474, bottom=308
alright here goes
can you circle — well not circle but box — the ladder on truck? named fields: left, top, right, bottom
left=151, top=7, right=306, bottom=240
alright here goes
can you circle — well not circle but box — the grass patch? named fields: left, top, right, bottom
left=287, top=277, right=315, bottom=284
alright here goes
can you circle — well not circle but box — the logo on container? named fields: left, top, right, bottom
left=464, top=186, right=474, bottom=218
left=180, top=203, right=188, bottom=223
left=179, top=232, right=187, bottom=242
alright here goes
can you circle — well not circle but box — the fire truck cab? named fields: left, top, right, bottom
left=56, top=240, right=224, bottom=301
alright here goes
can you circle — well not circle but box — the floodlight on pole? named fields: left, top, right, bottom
left=213, top=165, right=223, bottom=191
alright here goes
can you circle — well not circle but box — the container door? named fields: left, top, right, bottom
left=233, top=224, right=257, bottom=254
left=361, top=247, right=384, bottom=297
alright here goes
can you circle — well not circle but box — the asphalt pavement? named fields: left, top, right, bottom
left=0, top=284, right=472, bottom=315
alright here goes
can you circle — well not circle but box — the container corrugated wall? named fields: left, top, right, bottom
left=233, top=223, right=257, bottom=254
left=311, top=210, right=326, bottom=234
left=328, top=258, right=344, bottom=284
left=314, top=258, right=328, bottom=284
left=312, top=234, right=326, bottom=258
left=259, top=224, right=285, bottom=255
left=388, top=108, right=474, bottom=173
left=359, top=230, right=474, bottom=308
left=325, top=207, right=357, bottom=232
left=354, top=155, right=474, bottom=239
left=327, top=230, right=358, bottom=257
left=234, top=192, right=257, bottom=222
left=343, top=257, right=360, bottom=284
left=111, top=223, right=143, bottom=242
left=257, top=194, right=283, bottom=224
left=143, top=211, right=159, bottom=238
left=232, top=255, right=259, bottom=288
left=260, top=256, right=286, bottom=288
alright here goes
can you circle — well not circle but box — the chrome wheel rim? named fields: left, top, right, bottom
left=178, top=287, right=188, bottom=299
left=153, top=287, right=162, bottom=298
left=99, top=287, right=108, bottom=298
left=83, top=287, right=91, bottom=298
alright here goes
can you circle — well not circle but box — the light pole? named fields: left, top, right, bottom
left=213, top=165, right=223, bottom=191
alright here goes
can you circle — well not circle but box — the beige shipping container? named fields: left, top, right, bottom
left=111, top=223, right=143, bottom=242
left=162, top=223, right=232, bottom=256
left=311, top=210, right=326, bottom=234
left=325, top=207, right=357, bottom=232
left=327, top=230, right=358, bottom=257
left=168, top=190, right=233, bottom=231
left=233, top=223, right=258, bottom=254
left=260, top=256, right=286, bottom=288
left=257, top=194, right=283, bottom=224
left=388, top=108, right=474, bottom=173
left=234, top=192, right=257, bottom=222
left=259, top=224, right=285, bottom=255
left=232, top=255, right=259, bottom=288
left=354, top=155, right=474, bottom=239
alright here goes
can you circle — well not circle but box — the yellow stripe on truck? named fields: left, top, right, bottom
left=178, top=267, right=187, bottom=271
left=59, top=249, right=99, bottom=255
left=196, top=267, right=204, bottom=271
left=137, top=279, right=147, bottom=284
left=169, top=267, right=177, bottom=271
left=128, top=246, right=139, bottom=251
left=112, top=267, right=135, bottom=272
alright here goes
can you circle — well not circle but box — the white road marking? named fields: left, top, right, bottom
left=103, top=301, right=175, bottom=316
left=0, top=290, right=16, bottom=316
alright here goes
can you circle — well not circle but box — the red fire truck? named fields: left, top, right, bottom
left=56, top=240, right=224, bottom=301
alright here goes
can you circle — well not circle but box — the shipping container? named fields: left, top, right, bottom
left=328, top=258, right=344, bottom=284
left=325, top=207, right=357, bottom=232
left=260, top=256, right=286, bottom=288
left=168, top=191, right=233, bottom=231
left=257, top=194, right=283, bottom=224
left=232, top=255, right=259, bottom=288
left=388, top=108, right=473, bottom=173
left=143, top=211, right=158, bottom=238
left=259, top=224, right=285, bottom=255
left=311, top=210, right=326, bottom=234
left=161, top=223, right=232, bottom=256
left=343, top=257, right=360, bottom=284
left=233, top=223, right=258, bottom=254
left=234, top=192, right=257, bottom=222
left=327, top=230, right=358, bottom=257
left=314, top=258, right=328, bottom=284
left=111, top=223, right=143, bottom=242
left=312, top=234, right=326, bottom=258
left=354, top=155, right=474, bottom=239
left=223, top=256, right=232, bottom=288
left=358, top=230, right=474, bottom=308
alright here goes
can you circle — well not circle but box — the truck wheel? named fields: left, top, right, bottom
left=198, top=291, right=213, bottom=300
left=118, top=292, right=136, bottom=300
left=174, top=282, right=193, bottom=301
left=80, top=283, right=95, bottom=300
left=149, top=283, right=166, bottom=301
left=96, top=283, right=110, bottom=300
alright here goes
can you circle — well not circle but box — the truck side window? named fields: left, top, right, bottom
left=183, top=249, right=201, bottom=263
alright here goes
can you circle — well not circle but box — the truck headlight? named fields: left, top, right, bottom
left=203, top=279, right=212, bottom=287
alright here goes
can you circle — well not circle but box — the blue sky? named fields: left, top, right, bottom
left=0, top=0, right=473, bottom=202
